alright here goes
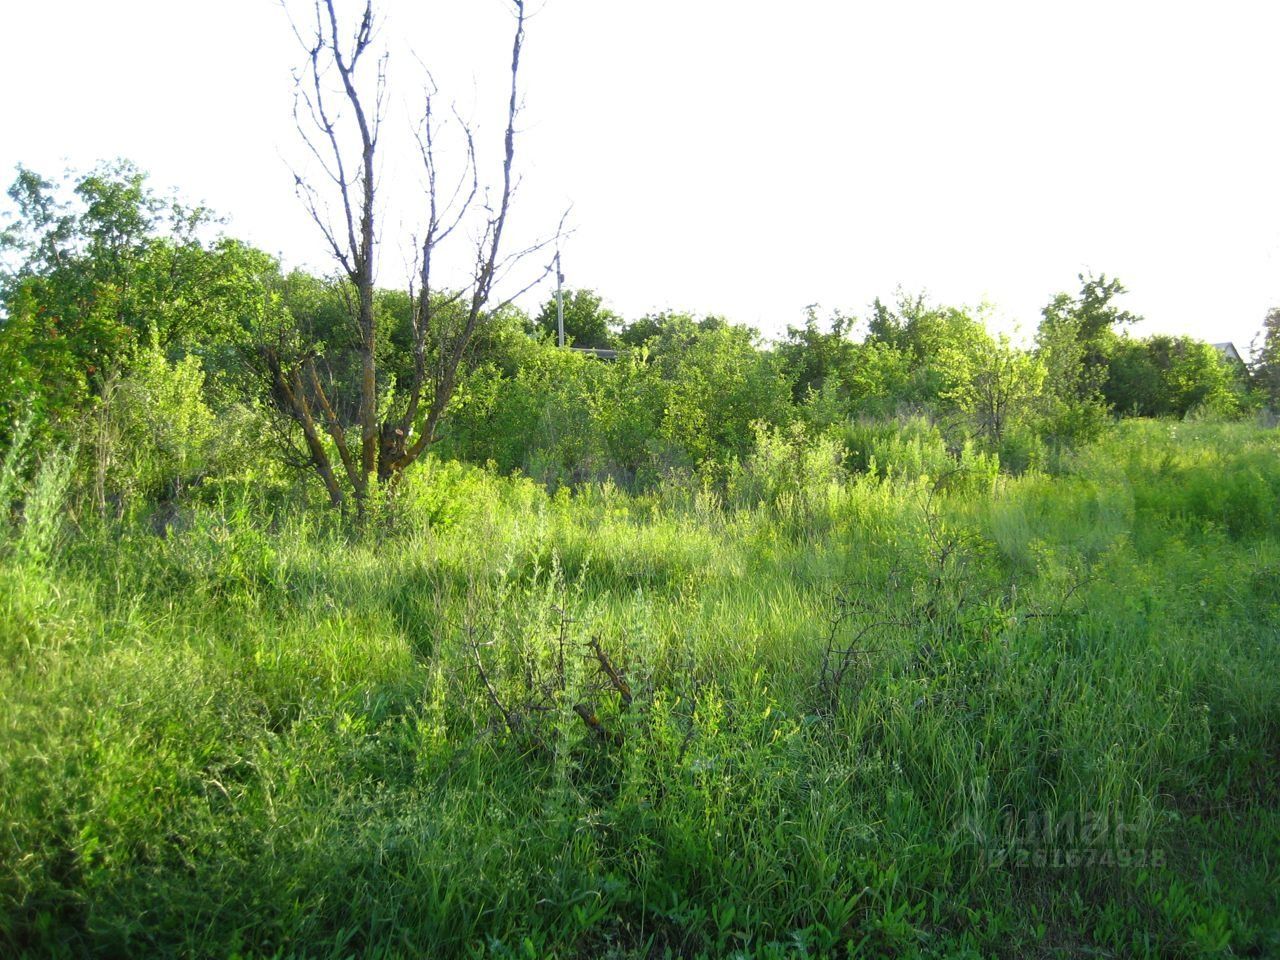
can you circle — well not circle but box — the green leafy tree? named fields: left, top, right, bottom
left=1039, top=272, right=1139, bottom=396
left=532, top=288, right=619, bottom=348
left=863, top=292, right=990, bottom=408
left=651, top=319, right=792, bottom=470
left=614, top=313, right=669, bottom=349
left=842, top=340, right=918, bottom=417
left=440, top=335, right=665, bottom=487
left=866, top=291, right=985, bottom=363
left=1103, top=338, right=1162, bottom=415
left=615, top=310, right=716, bottom=352
left=1160, top=338, right=1242, bottom=417
left=0, top=163, right=265, bottom=439
left=940, top=335, right=1046, bottom=446
left=1106, top=335, right=1241, bottom=417
left=775, top=306, right=859, bottom=401
left=0, top=163, right=162, bottom=433
left=1251, top=307, right=1280, bottom=407
left=83, top=347, right=218, bottom=511
left=1034, top=299, right=1110, bottom=446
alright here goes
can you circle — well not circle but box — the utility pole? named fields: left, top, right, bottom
left=555, top=249, right=565, bottom=348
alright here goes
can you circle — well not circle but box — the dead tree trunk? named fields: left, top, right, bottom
left=274, top=0, right=555, bottom=511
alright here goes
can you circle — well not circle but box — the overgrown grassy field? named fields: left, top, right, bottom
left=2, top=420, right=1278, bottom=958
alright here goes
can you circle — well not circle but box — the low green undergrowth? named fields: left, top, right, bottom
left=1, top=421, right=1278, bottom=958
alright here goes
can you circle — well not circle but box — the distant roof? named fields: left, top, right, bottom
left=1212, top=342, right=1245, bottom=365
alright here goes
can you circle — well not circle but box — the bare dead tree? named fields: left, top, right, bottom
left=270, top=0, right=556, bottom=512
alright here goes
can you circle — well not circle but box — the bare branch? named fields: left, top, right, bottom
left=304, top=355, right=360, bottom=490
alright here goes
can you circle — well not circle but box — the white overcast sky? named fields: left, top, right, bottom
left=2, top=0, right=1277, bottom=352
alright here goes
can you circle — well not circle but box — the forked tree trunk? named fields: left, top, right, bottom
left=278, top=0, right=553, bottom=512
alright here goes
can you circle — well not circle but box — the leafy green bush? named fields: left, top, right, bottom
left=727, top=420, right=845, bottom=509
left=0, top=415, right=75, bottom=567
left=996, top=422, right=1047, bottom=475
left=80, top=347, right=216, bottom=509
left=841, top=415, right=953, bottom=481
left=1106, top=336, right=1246, bottom=419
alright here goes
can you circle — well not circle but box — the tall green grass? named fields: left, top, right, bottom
left=1, top=421, right=1277, bottom=957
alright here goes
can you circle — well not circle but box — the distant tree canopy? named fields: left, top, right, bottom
left=775, top=306, right=859, bottom=401
left=613, top=310, right=727, bottom=351
left=1041, top=274, right=1139, bottom=360
left=0, top=162, right=1269, bottom=508
left=866, top=291, right=987, bottom=363
left=1105, top=335, right=1241, bottom=418
left=0, top=161, right=277, bottom=437
left=532, top=288, right=619, bottom=348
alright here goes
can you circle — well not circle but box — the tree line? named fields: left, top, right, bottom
left=0, top=0, right=1276, bottom=517
left=0, top=157, right=1273, bottom=518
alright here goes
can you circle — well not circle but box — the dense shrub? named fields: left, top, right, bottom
left=727, top=420, right=845, bottom=509
left=1105, top=336, right=1245, bottom=418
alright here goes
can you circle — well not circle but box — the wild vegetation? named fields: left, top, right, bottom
left=3, top=2, right=1280, bottom=958
left=2, top=415, right=1279, bottom=958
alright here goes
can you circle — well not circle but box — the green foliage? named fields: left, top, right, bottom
left=2, top=422, right=1277, bottom=957
left=441, top=341, right=659, bottom=486
left=613, top=310, right=688, bottom=349
left=940, top=332, right=1046, bottom=447
left=0, top=164, right=279, bottom=444
left=842, top=339, right=921, bottom=417
left=854, top=292, right=992, bottom=411
left=79, top=346, right=217, bottom=509
left=1040, top=272, right=1140, bottom=377
left=0, top=276, right=119, bottom=437
left=1115, top=420, right=1280, bottom=540
left=1034, top=303, right=1111, bottom=448
left=841, top=414, right=954, bottom=479
left=1106, top=335, right=1243, bottom=418
left=5, top=158, right=1279, bottom=957
left=532, top=287, right=620, bottom=348
left=867, top=290, right=988, bottom=363
left=727, top=420, right=845, bottom=509
left=1249, top=306, right=1280, bottom=408
left=838, top=415, right=998, bottom=493
left=775, top=306, right=859, bottom=401
left=443, top=318, right=792, bottom=489
left=0, top=416, right=75, bottom=566
left=650, top=318, right=793, bottom=472
left=995, top=423, right=1047, bottom=475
